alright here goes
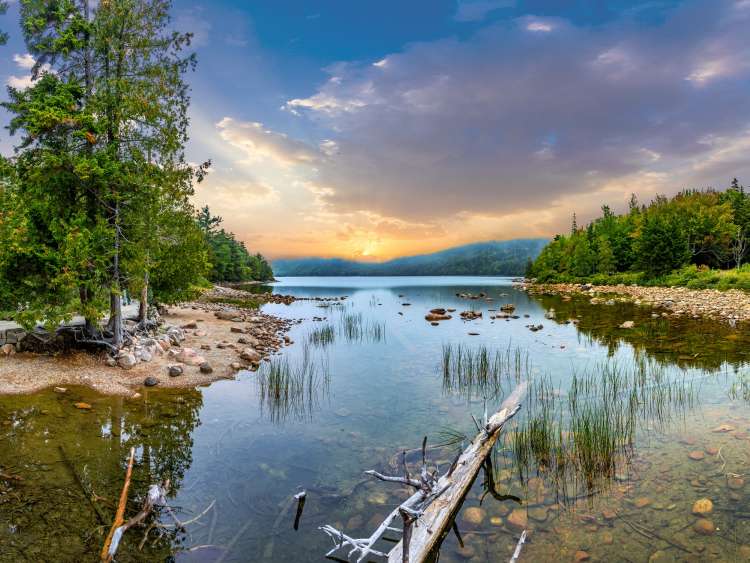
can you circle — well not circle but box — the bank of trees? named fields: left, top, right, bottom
left=196, top=206, right=274, bottom=283
left=0, top=0, right=270, bottom=345
left=529, top=180, right=750, bottom=285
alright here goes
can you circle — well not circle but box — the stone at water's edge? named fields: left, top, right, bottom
left=144, top=376, right=158, bottom=387
left=168, top=365, right=183, bottom=377
left=199, top=362, right=213, bottom=374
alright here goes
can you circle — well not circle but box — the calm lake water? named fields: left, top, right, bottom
left=1, top=276, right=749, bottom=562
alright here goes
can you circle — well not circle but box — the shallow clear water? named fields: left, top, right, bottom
left=0, top=276, right=749, bottom=562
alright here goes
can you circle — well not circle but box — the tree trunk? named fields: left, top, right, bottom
left=138, top=271, right=148, bottom=323
left=110, top=201, right=123, bottom=348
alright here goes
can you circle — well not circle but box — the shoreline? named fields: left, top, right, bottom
left=0, top=302, right=298, bottom=397
left=521, top=281, right=750, bottom=324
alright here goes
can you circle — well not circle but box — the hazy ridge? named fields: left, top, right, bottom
left=272, top=239, right=548, bottom=276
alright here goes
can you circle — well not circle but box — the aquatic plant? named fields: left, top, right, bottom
left=338, top=312, right=386, bottom=343
left=441, top=343, right=529, bottom=400
left=507, top=359, right=699, bottom=503
left=256, top=344, right=330, bottom=423
left=307, top=324, right=335, bottom=348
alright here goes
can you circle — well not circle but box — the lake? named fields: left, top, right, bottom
left=0, top=276, right=749, bottom=561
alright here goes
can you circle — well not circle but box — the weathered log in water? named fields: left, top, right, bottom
left=319, top=382, right=526, bottom=563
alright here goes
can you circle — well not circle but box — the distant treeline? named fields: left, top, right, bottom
left=529, top=179, right=750, bottom=288
left=196, top=206, right=274, bottom=283
left=274, top=239, right=548, bottom=276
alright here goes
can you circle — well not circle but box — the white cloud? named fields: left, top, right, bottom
left=216, top=117, right=319, bottom=166
left=13, top=53, right=35, bottom=70
left=526, top=21, right=553, bottom=32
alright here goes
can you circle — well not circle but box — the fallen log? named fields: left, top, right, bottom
left=320, top=382, right=526, bottom=563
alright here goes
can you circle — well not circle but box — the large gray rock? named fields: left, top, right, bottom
left=117, top=353, right=137, bottom=370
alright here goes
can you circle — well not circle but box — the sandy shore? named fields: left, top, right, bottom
left=0, top=304, right=296, bottom=397
left=523, top=282, right=750, bottom=323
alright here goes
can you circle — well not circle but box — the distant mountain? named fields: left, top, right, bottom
left=272, top=239, right=549, bottom=276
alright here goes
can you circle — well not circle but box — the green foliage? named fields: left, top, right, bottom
left=197, top=206, right=274, bottom=282
left=529, top=182, right=749, bottom=287
left=0, top=0, right=219, bottom=332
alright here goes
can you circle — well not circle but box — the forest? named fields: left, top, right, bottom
left=529, top=179, right=750, bottom=288
left=0, top=0, right=271, bottom=343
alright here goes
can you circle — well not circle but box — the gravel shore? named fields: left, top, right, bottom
left=0, top=304, right=298, bottom=396
left=523, top=282, right=750, bottom=324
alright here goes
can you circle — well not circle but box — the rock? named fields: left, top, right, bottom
left=230, top=327, right=244, bottom=333
left=181, top=321, right=198, bottom=329
left=692, top=498, right=713, bottom=515
left=199, top=362, right=213, bottom=374
left=648, top=550, right=676, bottom=563
left=144, top=376, right=159, bottom=387
left=74, top=402, right=92, bottom=410
left=54, top=387, right=67, bottom=394
left=528, top=506, right=548, bottom=522
left=705, top=446, right=719, bottom=456
left=619, top=320, right=635, bottom=329
left=728, top=476, right=745, bottom=490
left=430, top=308, right=447, bottom=315
left=117, top=353, right=137, bottom=370
left=200, top=344, right=211, bottom=350
left=507, top=509, right=527, bottom=531
left=176, top=348, right=206, bottom=366
left=711, top=423, right=735, bottom=433
left=425, top=312, right=452, bottom=322
left=368, top=491, right=388, bottom=505
left=461, top=507, right=486, bottom=527
left=600, top=531, right=614, bottom=545
left=693, top=518, right=715, bottom=535
left=240, top=348, right=261, bottom=363
left=633, top=497, right=653, bottom=509
left=195, top=329, right=207, bottom=337
left=574, top=551, right=590, bottom=561
left=688, top=450, right=705, bottom=461
left=490, top=516, right=503, bottom=526
left=1, top=343, right=16, bottom=356
left=238, top=336, right=260, bottom=347
left=601, top=508, right=617, bottom=520
left=105, top=356, right=117, bottom=367
left=230, top=362, right=242, bottom=370
left=455, top=543, right=476, bottom=559
left=168, top=365, right=183, bottom=377
left=215, top=310, right=239, bottom=320
left=139, top=349, right=153, bottom=363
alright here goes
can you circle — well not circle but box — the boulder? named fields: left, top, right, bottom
left=425, top=313, right=452, bottom=322
left=168, top=365, right=184, bottom=377
left=117, top=353, right=137, bottom=370
left=241, top=348, right=261, bottom=363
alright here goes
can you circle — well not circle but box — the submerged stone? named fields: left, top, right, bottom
left=692, top=498, right=713, bottom=515
left=688, top=450, right=705, bottom=461
left=461, top=506, right=486, bottom=527
left=693, top=518, right=715, bottom=535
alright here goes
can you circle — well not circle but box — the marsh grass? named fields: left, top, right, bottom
left=441, top=343, right=529, bottom=400
left=307, top=324, right=335, bottom=348
left=257, top=344, right=330, bottom=423
left=508, top=359, right=699, bottom=502
left=339, top=312, right=386, bottom=343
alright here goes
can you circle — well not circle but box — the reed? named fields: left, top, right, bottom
left=256, top=344, right=330, bottom=423
left=307, top=323, right=335, bottom=348
left=507, top=358, right=699, bottom=502
left=440, top=343, right=529, bottom=400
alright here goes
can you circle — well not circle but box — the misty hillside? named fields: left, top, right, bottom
left=272, top=239, right=548, bottom=276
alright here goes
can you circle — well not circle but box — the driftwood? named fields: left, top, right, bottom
left=101, top=447, right=136, bottom=562
left=320, top=382, right=526, bottom=563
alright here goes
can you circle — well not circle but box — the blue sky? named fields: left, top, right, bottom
left=2, top=1, right=749, bottom=259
